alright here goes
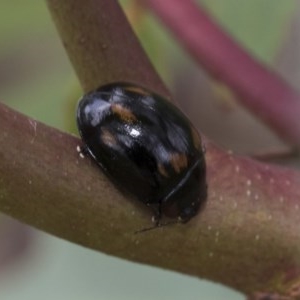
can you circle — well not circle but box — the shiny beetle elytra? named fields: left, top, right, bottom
left=76, top=82, right=207, bottom=229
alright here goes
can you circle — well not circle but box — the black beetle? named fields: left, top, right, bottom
left=76, top=82, right=207, bottom=229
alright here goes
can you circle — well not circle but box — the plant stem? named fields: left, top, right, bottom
left=46, top=0, right=168, bottom=96
left=144, top=0, right=300, bottom=149
left=1, top=100, right=300, bottom=295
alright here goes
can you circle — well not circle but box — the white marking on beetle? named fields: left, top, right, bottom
left=235, top=165, right=240, bottom=173
left=246, top=179, right=252, bottom=186
left=246, top=189, right=251, bottom=197
left=85, top=100, right=110, bottom=127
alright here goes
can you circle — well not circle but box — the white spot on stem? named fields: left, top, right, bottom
left=77, top=145, right=85, bottom=158
left=29, top=119, right=37, bottom=143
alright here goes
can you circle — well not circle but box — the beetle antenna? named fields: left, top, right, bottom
left=134, top=220, right=179, bottom=234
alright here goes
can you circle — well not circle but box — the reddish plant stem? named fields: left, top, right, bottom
left=1, top=101, right=300, bottom=295
left=45, top=0, right=168, bottom=97
left=144, top=0, right=300, bottom=148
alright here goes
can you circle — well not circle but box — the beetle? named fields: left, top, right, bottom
left=76, top=82, right=207, bottom=229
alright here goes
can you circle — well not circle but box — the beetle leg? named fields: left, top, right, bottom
left=134, top=219, right=179, bottom=234
left=152, top=200, right=163, bottom=227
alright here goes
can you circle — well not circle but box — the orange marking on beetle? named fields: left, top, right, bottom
left=101, top=129, right=117, bottom=146
left=125, top=86, right=150, bottom=96
left=157, top=163, right=169, bottom=177
left=111, top=104, right=137, bottom=123
left=190, top=126, right=202, bottom=150
left=170, top=153, right=188, bottom=173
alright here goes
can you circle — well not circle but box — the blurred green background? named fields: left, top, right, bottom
left=0, top=0, right=298, bottom=299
